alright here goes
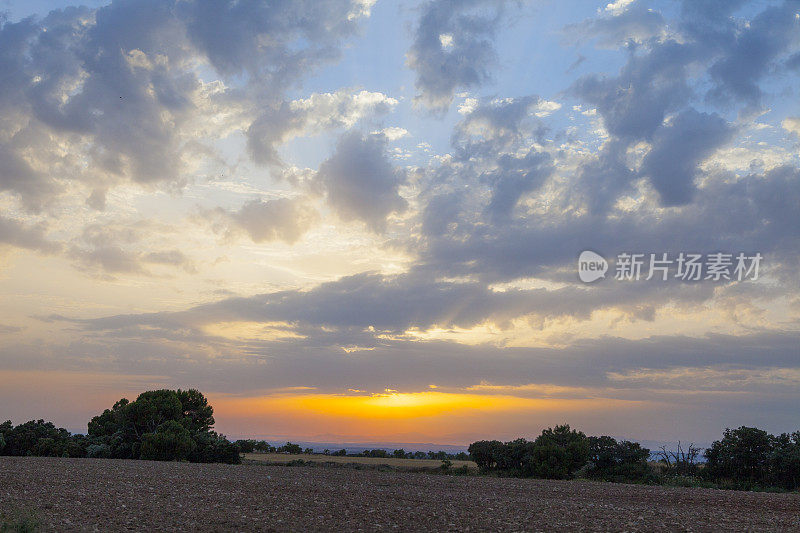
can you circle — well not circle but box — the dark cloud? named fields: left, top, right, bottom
left=316, top=131, right=407, bottom=232
left=406, top=0, right=507, bottom=114
left=640, top=109, right=735, bottom=205
left=178, top=0, right=363, bottom=79
left=0, top=216, right=61, bottom=254
left=706, top=1, right=800, bottom=106
left=483, top=149, right=553, bottom=221
left=569, top=0, right=799, bottom=213
left=416, top=161, right=800, bottom=285
left=20, top=309, right=800, bottom=405
left=451, top=96, right=547, bottom=158
left=571, top=40, right=695, bottom=141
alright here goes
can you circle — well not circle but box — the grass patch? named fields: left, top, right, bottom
left=0, top=508, right=40, bottom=533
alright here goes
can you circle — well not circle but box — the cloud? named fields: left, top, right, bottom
left=68, top=221, right=196, bottom=276
left=484, top=150, right=554, bottom=221
left=247, top=89, right=398, bottom=165
left=406, top=0, right=507, bottom=114
left=212, top=197, right=320, bottom=244
left=571, top=2, right=666, bottom=48
left=640, top=109, right=735, bottom=205
left=706, top=1, right=800, bottom=106
left=0, top=0, right=373, bottom=210
left=316, top=131, right=407, bottom=232
left=0, top=216, right=61, bottom=254
left=783, top=117, right=800, bottom=136
left=571, top=42, right=692, bottom=141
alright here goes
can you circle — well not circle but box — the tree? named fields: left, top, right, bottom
left=656, top=441, right=700, bottom=477
left=529, top=425, right=589, bottom=479
left=468, top=440, right=505, bottom=471
left=87, top=389, right=239, bottom=464
left=254, top=440, right=276, bottom=453
left=140, top=421, right=196, bottom=462
left=235, top=439, right=256, bottom=453
left=188, top=431, right=241, bottom=464
left=704, top=426, right=774, bottom=487
left=177, top=389, right=215, bottom=432
left=278, top=442, right=302, bottom=454
left=769, top=432, right=800, bottom=490
left=0, top=420, right=82, bottom=457
left=589, top=436, right=653, bottom=482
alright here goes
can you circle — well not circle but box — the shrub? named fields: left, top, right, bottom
left=0, top=508, right=40, bottom=533
left=86, top=444, right=112, bottom=459
left=189, top=431, right=241, bottom=464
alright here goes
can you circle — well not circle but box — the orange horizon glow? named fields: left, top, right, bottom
left=208, top=390, right=650, bottom=443
left=0, top=369, right=658, bottom=443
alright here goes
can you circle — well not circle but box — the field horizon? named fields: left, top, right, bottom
left=3, top=456, right=800, bottom=532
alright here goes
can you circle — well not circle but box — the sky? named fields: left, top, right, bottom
left=0, top=0, right=799, bottom=447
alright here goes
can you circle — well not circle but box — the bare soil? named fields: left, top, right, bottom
left=2, top=456, right=799, bottom=532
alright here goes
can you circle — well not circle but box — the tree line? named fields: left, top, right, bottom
left=4, top=389, right=800, bottom=491
left=1, top=389, right=240, bottom=463
left=469, top=424, right=800, bottom=491
left=234, top=439, right=471, bottom=461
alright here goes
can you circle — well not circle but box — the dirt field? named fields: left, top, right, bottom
left=2, top=457, right=800, bottom=532
left=243, top=452, right=477, bottom=470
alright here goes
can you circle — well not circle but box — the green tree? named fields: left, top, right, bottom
left=704, top=426, right=774, bottom=487
left=188, top=431, right=241, bottom=464
left=530, top=425, right=589, bottom=479
left=768, top=432, right=800, bottom=490
left=278, top=442, right=302, bottom=454
left=235, top=439, right=256, bottom=453
left=140, top=420, right=196, bottom=461
left=588, top=436, right=653, bottom=482
left=177, top=389, right=215, bottom=432
left=87, top=389, right=239, bottom=464
left=468, top=440, right=505, bottom=471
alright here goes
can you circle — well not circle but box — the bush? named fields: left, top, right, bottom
left=0, top=508, right=40, bottom=533
left=86, top=444, right=112, bottom=459
left=189, top=431, right=241, bottom=464
left=532, top=425, right=589, bottom=479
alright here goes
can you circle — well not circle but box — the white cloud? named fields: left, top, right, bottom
left=603, top=0, right=636, bottom=16
left=782, top=117, right=800, bottom=136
